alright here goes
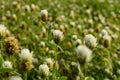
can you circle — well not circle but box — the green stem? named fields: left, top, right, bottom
left=23, top=72, right=27, bottom=80
left=78, top=62, right=84, bottom=80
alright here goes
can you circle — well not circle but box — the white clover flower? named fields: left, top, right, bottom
left=40, top=9, right=48, bottom=21
left=39, top=64, right=50, bottom=77
left=84, top=34, right=97, bottom=49
left=40, top=41, right=45, bottom=47
left=75, top=39, right=82, bottom=46
left=71, top=35, right=77, bottom=40
left=117, top=69, right=120, bottom=75
left=101, top=29, right=108, bottom=36
left=52, top=30, right=64, bottom=43
left=102, top=35, right=111, bottom=48
left=23, top=5, right=31, bottom=12
left=2, top=61, right=12, bottom=68
left=40, top=9, right=48, bottom=16
left=9, top=76, right=23, bottom=80
left=44, top=58, right=54, bottom=69
left=19, top=48, right=33, bottom=61
left=0, top=24, right=10, bottom=38
left=75, top=45, right=92, bottom=63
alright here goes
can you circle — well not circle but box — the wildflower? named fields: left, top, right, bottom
left=39, top=64, right=50, bottom=78
left=4, top=37, right=19, bottom=55
left=44, top=58, right=54, bottom=69
left=19, top=48, right=33, bottom=71
left=40, top=9, right=48, bottom=21
left=40, top=41, right=45, bottom=48
left=23, top=5, right=31, bottom=13
left=75, top=39, right=82, bottom=46
left=52, top=30, right=64, bottom=44
left=101, top=29, right=108, bottom=36
left=88, top=19, right=93, bottom=27
left=75, top=45, right=92, bottom=64
left=71, top=35, right=77, bottom=41
left=0, top=24, right=11, bottom=38
left=12, top=14, right=17, bottom=21
left=102, top=35, right=111, bottom=48
left=9, top=76, right=22, bottom=80
left=31, top=4, right=36, bottom=11
left=84, top=34, right=97, bottom=49
left=2, top=61, right=12, bottom=68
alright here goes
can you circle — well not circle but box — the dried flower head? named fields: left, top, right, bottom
left=84, top=34, right=97, bottom=49
left=2, top=61, right=12, bottom=68
left=9, top=76, right=23, bottom=80
left=40, top=9, right=48, bottom=21
left=39, top=64, right=50, bottom=78
left=4, top=37, right=19, bottom=55
left=75, top=45, right=92, bottom=64
left=0, top=24, right=11, bottom=38
left=19, top=48, right=33, bottom=71
left=102, top=35, right=111, bottom=48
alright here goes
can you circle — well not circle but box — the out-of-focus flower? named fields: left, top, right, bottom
left=9, top=76, right=23, bottom=80
left=40, top=9, right=48, bottom=21
left=44, top=58, right=54, bottom=69
left=102, top=35, right=111, bottom=48
left=52, top=29, right=64, bottom=44
left=39, top=64, right=50, bottom=78
left=84, top=34, right=97, bottom=49
left=2, top=61, right=12, bottom=68
left=19, top=48, right=33, bottom=71
left=75, top=45, right=92, bottom=64
left=0, top=24, right=11, bottom=38
left=4, top=37, right=19, bottom=55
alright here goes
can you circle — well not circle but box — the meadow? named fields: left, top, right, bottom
left=0, top=0, right=120, bottom=80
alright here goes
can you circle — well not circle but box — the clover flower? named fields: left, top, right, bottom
left=52, top=30, right=64, bottom=44
left=0, top=24, right=11, bottom=38
left=39, top=64, right=50, bottom=78
left=40, top=9, right=48, bottom=21
left=84, top=34, right=97, bottom=49
left=2, top=61, right=12, bottom=68
left=75, top=45, right=92, bottom=64
left=4, top=37, right=19, bottom=55
left=9, top=76, right=22, bottom=80
left=19, top=48, right=33, bottom=71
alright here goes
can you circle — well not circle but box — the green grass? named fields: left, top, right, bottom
left=0, top=0, right=120, bottom=80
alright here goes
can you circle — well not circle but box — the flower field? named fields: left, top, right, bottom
left=0, top=0, right=120, bottom=80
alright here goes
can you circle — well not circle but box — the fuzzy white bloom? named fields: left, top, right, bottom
left=75, top=39, right=82, bottom=46
left=71, top=35, right=77, bottom=40
left=40, top=9, right=48, bottom=21
left=39, top=64, right=50, bottom=77
left=40, top=41, right=45, bottom=47
left=52, top=30, right=64, bottom=43
left=102, top=35, right=111, bottom=48
left=19, top=48, right=33, bottom=61
left=101, top=29, right=108, bottom=36
left=0, top=24, right=10, bottom=38
left=40, top=9, right=48, bottom=16
left=2, top=61, right=12, bottom=68
left=103, top=35, right=111, bottom=41
left=9, top=76, right=23, bottom=80
left=52, top=30, right=64, bottom=39
left=23, top=5, right=31, bottom=12
left=75, top=45, right=92, bottom=63
left=84, top=34, right=97, bottom=48
left=45, top=58, right=54, bottom=69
